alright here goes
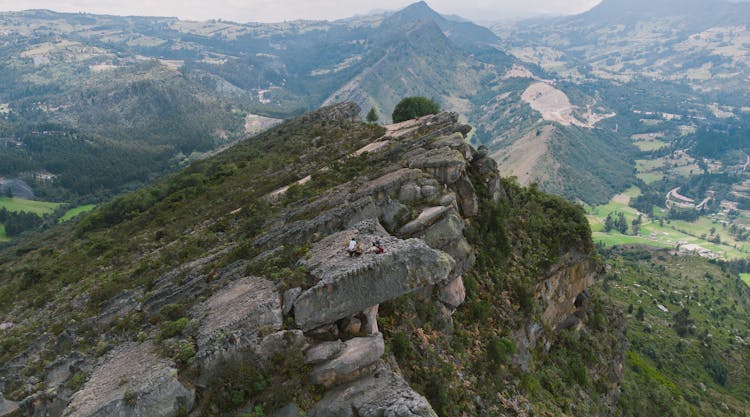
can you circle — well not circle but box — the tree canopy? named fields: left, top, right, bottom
left=392, top=96, right=440, bottom=123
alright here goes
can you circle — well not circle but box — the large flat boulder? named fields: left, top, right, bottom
left=63, top=343, right=193, bottom=417
left=294, top=221, right=454, bottom=331
left=309, top=364, right=437, bottom=417
left=193, top=276, right=282, bottom=363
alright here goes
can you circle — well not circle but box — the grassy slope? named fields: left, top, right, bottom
left=603, top=248, right=750, bottom=416
left=741, top=273, right=750, bottom=286
left=0, top=224, right=7, bottom=242
left=59, top=204, right=96, bottom=222
left=0, top=109, right=386, bottom=403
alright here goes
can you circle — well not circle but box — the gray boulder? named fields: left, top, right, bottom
left=282, top=287, right=302, bottom=316
left=304, top=340, right=346, bottom=365
left=399, top=206, right=450, bottom=236
left=454, top=177, right=478, bottom=217
left=408, top=147, right=466, bottom=185
left=63, top=342, right=193, bottom=417
left=379, top=200, right=411, bottom=232
left=311, top=334, right=384, bottom=388
left=309, top=364, right=437, bottom=417
left=418, top=208, right=475, bottom=279
left=294, top=221, right=455, bottom=331
left=439, top=277, right=466, bottom=309
left=429, top=132, right=474, bottom=161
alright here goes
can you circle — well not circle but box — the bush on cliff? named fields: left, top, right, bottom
left=391, top=96, right=440, bottom=123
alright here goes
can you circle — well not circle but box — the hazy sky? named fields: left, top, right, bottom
left=0, top=0, right=603, bottom=23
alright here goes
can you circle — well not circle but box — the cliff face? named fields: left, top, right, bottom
left=0, top=103, right=622, bottom=417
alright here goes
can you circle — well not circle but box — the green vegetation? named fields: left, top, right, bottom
left=603, top=248, right=750, bottom=416
left=741, top=273, right=750, bottom=286
left=0, top=197, right=61, bottom=215
left=59, top=204, right=96, bottom=222
left=588, top=184, right=750, bottom=260
left=0, top=224, right=7, bottom=242
left=391, top=96, right=440, bottom=123
left=366, top=107, right=379, bottom=123
left=0, top=108, right=385, bottom=400
left=379, top=177, right=618, bottom=416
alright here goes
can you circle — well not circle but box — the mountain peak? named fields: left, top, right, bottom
left=382, top=1, right=498, bottom=47
left=389, top=1, right=444, bottom=24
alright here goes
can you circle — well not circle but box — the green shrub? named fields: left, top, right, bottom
left=487, top=337, right=515, bottom=368
left=68, top=371, right=88, bottom=391
left=159, top=317, right=191, bottom=340
left=391, top=97, right=440, bottom=123
left=391, top=331, right=414, bottom=361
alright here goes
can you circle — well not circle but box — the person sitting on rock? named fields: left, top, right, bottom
left=373, top=239, right=385, bottom=254
left=347, top=238, right=363, bottom=257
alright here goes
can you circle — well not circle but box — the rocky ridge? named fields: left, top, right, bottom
left=0, top=103, right=605, bottom=417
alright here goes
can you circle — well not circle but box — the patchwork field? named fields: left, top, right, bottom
left=588, top=189, right=750, bottom=260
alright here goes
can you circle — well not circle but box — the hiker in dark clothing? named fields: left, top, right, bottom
left=373, top=239, right=384, bottom=254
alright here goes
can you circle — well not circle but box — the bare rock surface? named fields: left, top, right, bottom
left=537, top=252, right=600, bottom=329
left=417, top=208, right=475, bottom=279
left=63, top=342, right=193, bottom=417
left=0, top=394, right=18, bottom=417
left=294, top=221, right=455, bottom=331
left=304, top=340, right=346, bottom=365
left=408, top=147, right=466, bottom=185
left=309, top=363, right=437, bottom=417
left=439, top=277, right=466, bottom=309
left=399, top=206, right=450, bottom=236
left=194, top=276, right=282, bottom=362
left=311, top=334, right=384, bottom=388
left=196, top=276, right=281, bottom=341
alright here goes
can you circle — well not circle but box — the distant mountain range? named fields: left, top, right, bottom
left=6, top=0, right=750, bottom=206
left=504, top=0, right=750, bottom=96
left=0, top=2, right=636, bottom=204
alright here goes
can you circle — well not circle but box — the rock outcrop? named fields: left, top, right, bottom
left=309, top=363, right=437, bottom=417
left=294, top=221, right=454, bottom=331
left=63, top=343, right=193, bottom=417
left=311, top=334, right=385, bottom=388
left=537, top=251, right=600, bottom=329
left=193, top=276, right=282, bottom=366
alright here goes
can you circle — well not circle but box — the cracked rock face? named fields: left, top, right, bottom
left=193, top=276, right=282, bottom=366
left=309, top=364, right=437, bottom=417
left=63, top=342, right=193, bottom=417
left=294, top=221, right=455, bottom=331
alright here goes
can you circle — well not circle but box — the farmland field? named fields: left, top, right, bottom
left=0, top=197, right=62, bottom=215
